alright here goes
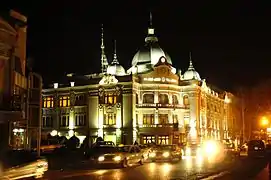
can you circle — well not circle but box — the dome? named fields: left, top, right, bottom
left=106, top=42, right=126, bottom=76
left=107, top=64, right=126, bottom=76
left=131, top=26, right=172, bottom=70
left=183, top=59, right=201, bottom=81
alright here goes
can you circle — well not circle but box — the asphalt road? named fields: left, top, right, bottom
left=43, top=157, right=234, bottom=180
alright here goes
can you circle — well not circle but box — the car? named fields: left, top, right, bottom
left=0, top=150, right=48, bottom=179
left=149, top=145, right=182, bottom=162
left=247, top=140, right=266, bottom=158
left=96, top=145, right=145, bottom=168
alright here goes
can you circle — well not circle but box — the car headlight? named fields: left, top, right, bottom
left=204, top=141, right=218, bottom=155
left=186, top=148, right=191, bottom=156
left=98, top=156, right=105, bottom=161
left=163, top=152, right=170, bottom=157
left=149, top=152, right=156, bottom=158
left=113, top=156, right=121, bottom=161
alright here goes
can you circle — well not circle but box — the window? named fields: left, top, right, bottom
left=159, top=114, right=168, bottom=124
left=184, top=113, right=190, bottom=125
left=172, top=115, right=178, bottom=124
left=143, top=136, right=155, bottom=144
left=143, top=114, right=154, bottom=125
left=43, top=97, right=53, bottom=108
left=183, top=95, right=189, bottom=106
left=172, top=95, right=178, bottom=104
left=75, top=114, right=86, bottom=126
left=104, top=94, right=117, bottom=104
left=143, top=94, right=154, bottom=104
left=59, top=96, right=70, bottom=107
left=158, top=136, right=169, bottom=145
left=75, top=94, right=85, bottom=106
left=104, top=113, right=116, bottom=125
left=60, top=115, right=69, bottom=127
left=159, top=94, right=169, bottom=104
left=42, top=116, right=53, bottom=127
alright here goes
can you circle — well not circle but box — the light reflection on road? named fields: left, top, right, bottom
left=45, top=157, right=225, bottom=180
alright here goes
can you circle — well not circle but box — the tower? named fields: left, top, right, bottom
left=100, top=24, right=108, bottom=73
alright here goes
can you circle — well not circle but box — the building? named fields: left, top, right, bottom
left=42, top=16, right=235, bottom=145
left=0, top=10, right=28, bottom=150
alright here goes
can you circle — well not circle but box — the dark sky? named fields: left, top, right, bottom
left=3, top=1, right=271, bottom=91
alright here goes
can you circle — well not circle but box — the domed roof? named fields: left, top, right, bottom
left=183, top=56, right=201, bottom=81
left=131, top=26, right=172, bottom=68
left=106, top=41, right=126, bottom=76
left=107, top=63, right=126, bottom=76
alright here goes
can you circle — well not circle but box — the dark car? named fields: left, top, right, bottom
left=149, top=145, right=182, bottom=162
left=247, top=140, right=266, bottom=158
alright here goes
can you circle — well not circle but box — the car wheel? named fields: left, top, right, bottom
left=122, top=158, right=128, bottom=168
left=139, top=156, right=144, bottom=165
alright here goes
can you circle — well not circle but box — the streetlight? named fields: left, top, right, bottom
left=261, top=116, right=269, bottom=127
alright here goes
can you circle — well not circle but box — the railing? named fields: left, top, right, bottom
left=140, top=124, right=174, bottom=128
left=136, top=103, right=189, bottom=109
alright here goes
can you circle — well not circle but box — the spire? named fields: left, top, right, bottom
left=188, top=52, right=195, bottom=70
left=101, top=24, right=108, bottom=73
left=145, top=12, right=158, bottom=43
left=148, top=12, right=154, bottom=35
left=112, top=40, right=119, bottom=64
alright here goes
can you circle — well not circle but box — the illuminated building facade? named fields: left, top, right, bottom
left=42, top=16, right=235, bottom=145
left=0, top=10, right=29, bottom=150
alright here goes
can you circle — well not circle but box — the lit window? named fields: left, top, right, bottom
left=104, top=113, right=116, bottom=125
left=59, top=96, right=70, bottom=107
left=104, top=94, right=117, bottom=104
left=143, top=114, right=154, bottom=125
left=43, top=97, right=54, bottom=108
left=183, top=95, right=189, bottom=106
left=158, top=136, right=169, bottom=145
left=143, top=136, right=155, bottom=144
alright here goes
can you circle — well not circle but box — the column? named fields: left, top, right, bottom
left=98, top=107, right=104, bottom=137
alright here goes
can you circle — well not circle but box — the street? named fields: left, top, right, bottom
left=43, top=157, right=235, bottom=180
left=42, top=156, right=271, bottom=180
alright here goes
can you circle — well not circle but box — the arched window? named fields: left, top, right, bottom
left=143, top=94, right=154, bottom=104
left=183, top=95, right=189, bottom=106
left=159, top=94, right=169, bottom=104
left=172, top=95, right=178, bottom=104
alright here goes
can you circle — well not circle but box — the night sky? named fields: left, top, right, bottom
left=2, top=1, right=271, bottom=91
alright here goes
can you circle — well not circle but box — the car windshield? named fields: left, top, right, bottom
left=117, top=146, right=130, bottom=152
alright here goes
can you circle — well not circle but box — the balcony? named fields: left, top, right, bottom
left=136, top=103, right=188, bottom=109
left=138, top=123, right=179, bottom=134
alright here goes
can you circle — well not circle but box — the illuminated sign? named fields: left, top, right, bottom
left=143, top=77, right=177, bottom=83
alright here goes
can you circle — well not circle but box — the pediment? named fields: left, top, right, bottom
left=140, top=57, right=179, bottom=84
